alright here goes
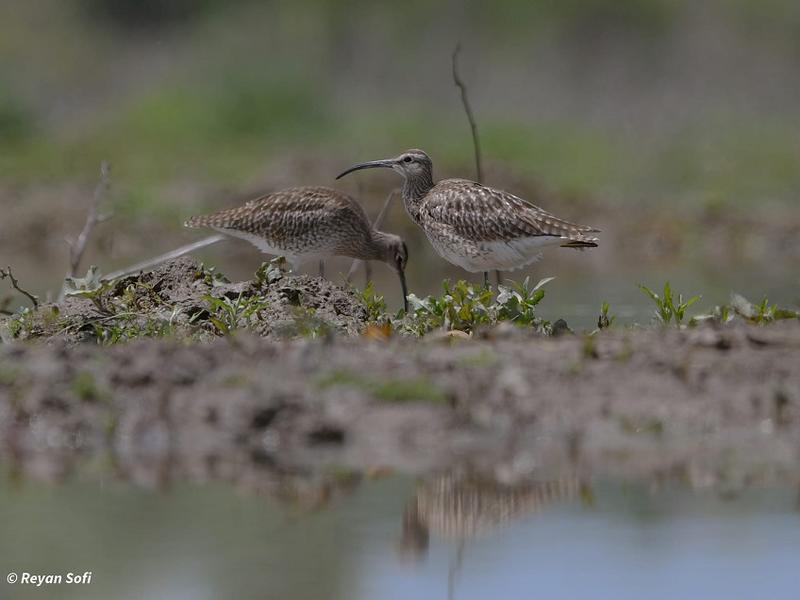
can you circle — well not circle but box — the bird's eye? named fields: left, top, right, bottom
left=403, top=156, right=413, bottom=163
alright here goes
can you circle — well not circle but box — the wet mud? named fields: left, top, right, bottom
left=1, top=313, right=798, bottom=498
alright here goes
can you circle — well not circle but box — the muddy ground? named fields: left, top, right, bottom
left=1, top=257, right=369, bottom=343
left=1, top=275, right=799, bottom=501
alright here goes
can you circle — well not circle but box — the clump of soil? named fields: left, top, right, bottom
left=2, top=257, right=368, bottom=343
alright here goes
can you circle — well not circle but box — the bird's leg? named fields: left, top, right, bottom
left=318, top=260, right=325, bottom=278
left=494, top=270, right=502, bottom=287
left=483, top=271, right=490, bottom=289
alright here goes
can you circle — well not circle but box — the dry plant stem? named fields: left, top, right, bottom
left=452, top=43, right=500, bottom=286
left=101, top=234, right=227, bottom=282
left=0, top=266, right=39, bottom=309
left=452, top=43, right=483, bottom=184
left=346, top=189, right=399, bottom=283
left=69, top=161, right=111, bottom=278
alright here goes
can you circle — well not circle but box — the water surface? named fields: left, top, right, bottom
left=1, top=477, right=798, bottom=599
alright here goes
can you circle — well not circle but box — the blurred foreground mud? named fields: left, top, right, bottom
left=1, top=315, right=798, bottom=496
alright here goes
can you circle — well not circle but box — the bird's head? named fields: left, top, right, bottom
left=377, top=233, right=409, bottom=312
left=386, top=235, right=409, bottom=274
left=336, top=149, right=432, bottom=182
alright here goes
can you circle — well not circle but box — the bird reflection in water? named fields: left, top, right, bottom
left=398, top=472, right=588, bottom=599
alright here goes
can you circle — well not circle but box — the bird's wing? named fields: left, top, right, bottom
left=423, top=179, right=599, bottom=242
left=184, top=187, right=365, bottom=234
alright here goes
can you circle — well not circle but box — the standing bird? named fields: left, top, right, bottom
left=184, top=186, right=409, bottom=310
left=337, top=149, right=599, bottom=286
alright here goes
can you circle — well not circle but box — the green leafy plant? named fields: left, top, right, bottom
left=597, top=301, right=616, bottom=329
left=404, top=280, right=495, bottom=335
left=638, top=282, right=700, bottom=327
left=360, top=281, right=388, bottom=323
left=729, top=293, right=799, bottom=325
left=5, top=307, right=36, bottom=339
left=204, top=292, right=268, bottom=335
left=496, top=276, right=553, bottom=326
left=401, top=277, right=553, bottom=335
left=93, top=315, right=179, bottom=344
left=690, top=293, right=798, bottom=327
left=689, top=303, right=734, bottom=327
left=194, top=262, right=230, bottom=286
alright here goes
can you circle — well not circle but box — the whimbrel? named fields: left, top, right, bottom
left=337, top=149, right=599, bottom=286
left=184, top=186, right=409, bottom=310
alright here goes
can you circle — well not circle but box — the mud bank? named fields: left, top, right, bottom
left=1, top=321, right=798, bottom=494
left=1, top=257, right=369, bottom=343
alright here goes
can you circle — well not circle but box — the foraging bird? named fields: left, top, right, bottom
left=337, top=149, right=599, bottom=286
left=184, top=186, right=409, bottom=310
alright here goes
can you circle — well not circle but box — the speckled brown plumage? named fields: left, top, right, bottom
left=185, top=186, right=400, bottom=267
left=184, top=186, right=410, bottom=308
left=337, top=149, right=600, bottom=273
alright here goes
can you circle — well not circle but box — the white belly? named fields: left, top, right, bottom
left=431, top=235, right=564, bottom=272
left=213, top=227, right=323, bottom=268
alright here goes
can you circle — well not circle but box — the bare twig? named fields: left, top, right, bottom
left=453, top=43, right=499, bottom=285
left=101, top=234, right=227, bottom=282
left=346, top=188, right=399, bottom=284
left=452, top=43, right=483, bottom=184
left=0, top=266, right=39, bottom=309
left=68, top=161, right=112, bottom=278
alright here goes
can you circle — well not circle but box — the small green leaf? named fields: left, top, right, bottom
left=638, top=284, right=659, bottom=303
left=532, top=276, right=556, bottom=292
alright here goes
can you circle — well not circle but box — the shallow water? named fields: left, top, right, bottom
left=1, top=476, right=798, bottom=600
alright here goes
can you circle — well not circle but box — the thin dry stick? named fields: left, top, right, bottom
left=68, top=161, right=112, bottom=278
left=452, top=43, right=483, bottom=184
left=452, top=44, right=501, bottom=287
left=101, top=234, right=227, bottom=282
left=346, top=188, right=399, bottom=283
left=0, top=266, right=39, bottom=309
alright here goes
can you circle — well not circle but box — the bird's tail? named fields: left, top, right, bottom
left=560, top=239, right=598, bottom=249
left=184, top=214, right=214, bottom=228
left=184, top=209, right=239, bottom=229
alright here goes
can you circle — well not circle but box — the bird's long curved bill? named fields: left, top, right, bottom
left=336, top=159, right=395, bottom=180
left=398, top=270, right=409, bottom=313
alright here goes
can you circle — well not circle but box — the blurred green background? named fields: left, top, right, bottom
left=1, top=0, right=798, bottom=321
